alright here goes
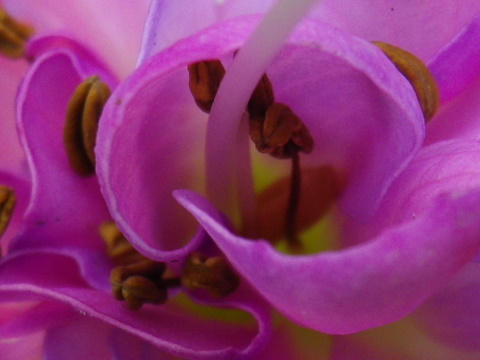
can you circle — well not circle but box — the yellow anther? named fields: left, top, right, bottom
left=181, top=252, right=240, bottom=297
left=372, top=41, right=439, bottom=122
left=64, top=76, right=111, bottom=176
left=0, top=8, right=33, bottom=58
left=188, top=60, right=225, bottom=113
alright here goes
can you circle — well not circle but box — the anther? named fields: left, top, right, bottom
left=100, top=222, right=145, bottom=265
left=0, top=185, right=15, bottom=241
left=110, top=260, right=168, bottom=310
left=188, top=60, right=226, bottom=113
left=0, top=8, right=33, bottom=59
left=64, top=76, right=111, bottom=176
left=250, top=103, right=314, bottom=159
left=247, top=74, right=275, bottom=118
left=181, top=252, right=240, bottom=297
left=372, top=41, right=439, bottom=122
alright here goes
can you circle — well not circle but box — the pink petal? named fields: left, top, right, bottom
left=12, top=37, right=115, bottom=254
left=0, top=57, right=28, bottom=175
left=3, top=0, right=149, bottom=77
left=0, top=252, right=272, bottom=360
left=310, top=1, right=480, bottom=62
left=174, top=177, right=480, bottom=334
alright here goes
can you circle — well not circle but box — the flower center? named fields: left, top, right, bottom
left=0, top=7, right=33, bottom=59
left=64, top=76, right=111, bottom=176
left=100, top=222, right=239, bottom=310
left=0, top=185, right=15, bottom=250
left=372, top=41, right=439, bottom=122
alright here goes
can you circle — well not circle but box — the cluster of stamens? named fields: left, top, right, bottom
left=0, top=7, right=33, bottom=59
left=64, top=76, right=111, bottom=176
left=189, top=57, right=314, bottom=246
left=101, top=222, right=239, bottom=310
left=0, top=186, right=15, bottom=255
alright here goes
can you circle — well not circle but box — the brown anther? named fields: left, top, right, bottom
left=0, top=185, right=15, bottom=241
left=100, top=222, right=145, bottom=265
left=0, top=8, right=33, bottom=59
left=372, top=41, right=439, bottom=122
left=110, top=260, right=168, bottom=310
left=64, top=76, right=111, bottom=176
left=250, top=103, right=314, bottom=159
left=188, top=60, right=225, bottom=113
left=181, top=252, right=240, bottom=298
left=247, top=74, right=275, bottom=117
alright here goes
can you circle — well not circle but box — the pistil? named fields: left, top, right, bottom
left=0, top=8, right=33, bottom=59
left=64, top=76, right=111, bottom=176
left=0, top=185, right=15, bottom=244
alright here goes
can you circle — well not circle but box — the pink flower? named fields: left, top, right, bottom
left=1, top=0, right=480, bottom=359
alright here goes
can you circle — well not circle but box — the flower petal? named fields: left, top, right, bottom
left=174, top=172, right=480, bottom=334
left=12, top=37, right=115, bottom=254
left=4, top=0, right=149, bottom=76
left=137, top=0, right=276, bottom=64
left=310, top=1, right=480, bottom=62
left=0, top=252, right=272, bottom=360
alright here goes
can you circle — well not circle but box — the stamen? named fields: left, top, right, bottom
left=0, top=8, right=33, bottom=59
left=110, top=260, right=168, bottom=310
left=181, top=252, right=240, bottom=297
left=64, top=76, right=111, bottom=176
left=249, top=102, right=313, bottom=159
left=0, top=185, right=15, bottom=242
left=372, top=41, right=439, bottom=122
left=188, top=60, right=226, bottom=113
left=99, top=221, right=145, bottom=265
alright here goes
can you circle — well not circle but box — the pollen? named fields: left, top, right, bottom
left=100, top=221, right=145, bottom=265
left=64, top=76, right=111, bottom=176
left=110, top=260, right=168, bottom=310
left=188, top=60, right=225, bottom=113
left=0, top=185, right=15, bottom=243
left=372, top=41, right=439, bottom=122
left=0, top=8, right=33, bottom=59
left=181, top=252, right=240, bottom=297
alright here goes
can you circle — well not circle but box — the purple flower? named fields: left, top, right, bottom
left=1, top=0, right=480, bottom=359
left=95, top=0, right=480, bottom=358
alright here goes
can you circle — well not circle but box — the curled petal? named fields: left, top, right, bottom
left=174, top=175, right=480, bottom=334
left=12, top=37, right=115, bottom=257
left=0, top=252, right=272, bottom=360
left=310, top=0, right=480, bottom=62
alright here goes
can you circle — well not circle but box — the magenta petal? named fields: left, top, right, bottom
left=44, top=318, right=111, bottom=360
left=0, top=57, right=28, bottom=175
left=12, top=38, right=114, bottom=253
left=0, top=253, right=271, bottom=359
left=413, top=262, right=480, bottom=351
left=428, top=14, right=480, bottom=104
left=174, top=184, right=480, bottom=334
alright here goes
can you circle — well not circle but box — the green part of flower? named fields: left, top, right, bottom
left=64, top=75, right=111, bottom=176
left=0, top=185, right=15, bottom=247
left=0, top=7, right=33, bottom=59
left=181, top=252, right=241, bottom=298
left=372, top=41, right=439, bottom=122
left=188, top=60, right=226, bottom=113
